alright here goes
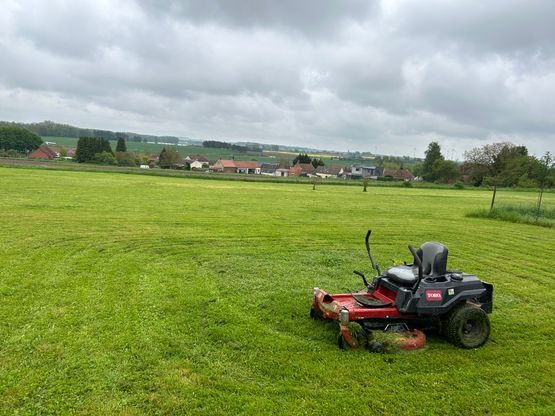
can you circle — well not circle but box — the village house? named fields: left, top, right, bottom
left=274, top=168, right=289, bottom=177
left=65, top=148, right=77, bottom=158
left=289, top=162, right=315, bottom=177
left=383, top=168, right=415, bottom=181
left=349, top=165, right=384, bottom=179
left=148, top=154, right=159, bottom=168
left=185, top=155, right=209, bottom=163
left=29, top=144, right=60, bottom=160
left=212, top=159, right=261, bottom=174
left=185, top=155, right=209, bottom=170
left=259, top=162, right=278, bottom=175
left=314, top=165, right=345, bottom=179
left=189, top=160, right=208, bottom=170
left=234, top=161, right=260, bottom=174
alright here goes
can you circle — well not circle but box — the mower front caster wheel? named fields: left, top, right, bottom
left=337, top=333, right=349, bottom=349
left=444, top=304, right=490, bottom=348
left=310, top=307, right=323, bottom=320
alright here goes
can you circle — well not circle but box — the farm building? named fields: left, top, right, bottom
left=212, top=160, right=260, bottom=174
left=383, top=169, right=415, bottom=181
left=289, top=162, right=315, bottom=176
left=349, top=165, right=384, bottom=179
left=315, top=165, right=345, bottom=179
left=29, top=144, right=60, bottom=160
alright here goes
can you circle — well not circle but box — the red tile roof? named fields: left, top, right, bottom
left=188, top=155, right=209, bottom=162
left=29, top=145, right=59, bottom=160
left=215, top=160, right=259, bottom=169
left=383, top=169, right=415, bottom=180
left=216, top=159, right=237, bottom=168
left=233, top=161, right=259, bottom=169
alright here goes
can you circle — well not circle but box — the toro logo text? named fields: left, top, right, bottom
left=425, top=290, right=443, bottom=302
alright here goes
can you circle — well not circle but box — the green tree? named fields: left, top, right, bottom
left=462, top=142, right=527, bottom=187
left=463, top=142, right=529, bottom=209
left=432, top=159, right=460, bottom=183
left=159, top=147, right=180, bottom=169
left=311, top=158, right=325, bottom=168
left=412, top=163, right=423, bottom=177
left=76, top=137, right=113, bottom=163
left=422, top=142, right=444, bottom=181
left=293, top=153, right=311, bottom=165
left=0, top=126, right=42, bottom=153
left=532, top=152, right=554, bottom=217
left=116, top=137, right=127, bottom=152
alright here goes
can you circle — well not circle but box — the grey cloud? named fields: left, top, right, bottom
left=397, top=0, right=555, bottom=58
left=13, top=0, right=117, bottom=59
left=137, top=0, right=378, bottom=38
left=1, top=0, right=554, bottom=158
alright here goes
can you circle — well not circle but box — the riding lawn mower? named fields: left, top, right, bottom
left=310, top=230, right=493, bottom=350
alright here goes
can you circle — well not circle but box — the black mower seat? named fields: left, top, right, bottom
left=385, top=265, right=418, bottom=286
left=418, top=242, right=448, bottom=277
left=384, top=242, right=449, bottom=286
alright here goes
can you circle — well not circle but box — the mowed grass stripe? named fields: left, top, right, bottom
left=0, top=167, right=554, bottom=415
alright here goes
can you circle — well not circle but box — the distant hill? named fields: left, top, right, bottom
left=0, top=120, right=423, bottom=167
left=0, top=120, right=337, bottom=155
left=0, top=120, right=186, bottom=145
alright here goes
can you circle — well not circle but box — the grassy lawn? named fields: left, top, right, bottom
left=0, top=167, right=553, bottom=415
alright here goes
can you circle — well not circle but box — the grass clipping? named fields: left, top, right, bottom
left=466, top=204, right=555, bottom=228
left=347, top=322, right=420, bottom=353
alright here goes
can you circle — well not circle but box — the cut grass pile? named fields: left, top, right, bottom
left=467, top=204, right=555, bottom=228
left=0, top=167, right=554, bottom=415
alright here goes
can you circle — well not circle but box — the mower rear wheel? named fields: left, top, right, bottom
left=444, top=303, right=490, bottom=348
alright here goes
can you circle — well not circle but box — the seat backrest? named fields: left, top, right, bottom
left=416, top=242, right=448, bottom=276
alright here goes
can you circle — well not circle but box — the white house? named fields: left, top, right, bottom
left=189, top=160, right=208, bottom=170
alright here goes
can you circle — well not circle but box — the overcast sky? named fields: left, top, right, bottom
left=2, top=0, right=554, bottom=158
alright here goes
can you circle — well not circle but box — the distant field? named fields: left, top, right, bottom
left=41, top=137, right=362, bottom=165
left=43, top=137, right=287, bottom=163
left=1, top=167, right=554, bottom=415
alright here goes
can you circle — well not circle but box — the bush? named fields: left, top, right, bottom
left=466, top=204, right=555, bottom=228
left=116, top=151, right=138, bottom=167
left=0, top=149, right=19, bottom=158
left=403, top=180, right=413, bottom=187
left=517, top=175, right=537, bottom=188
left=453, top=181, right=464, bottom=189
left=94, top=151, right=117, bottom=165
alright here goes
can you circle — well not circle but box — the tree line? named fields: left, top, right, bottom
left=418, top=141, right=554, bottom=188
left=202, top=140, right=250, bottom=153
left=0, top=120, right=179, bottom=144
left=292, top=153, right=325, bottom=169
left=74, top=136, right=154, bottom=167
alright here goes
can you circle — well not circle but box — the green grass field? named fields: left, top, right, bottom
left=1, top=167, right=554, bottom=415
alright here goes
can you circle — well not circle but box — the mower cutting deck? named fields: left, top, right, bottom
left=311, top=230, right=493, bottom=349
